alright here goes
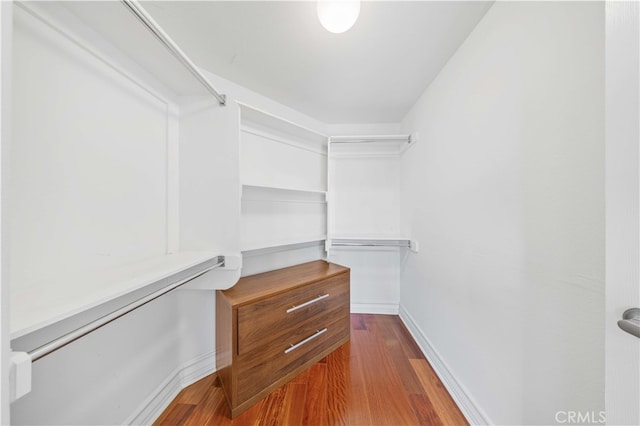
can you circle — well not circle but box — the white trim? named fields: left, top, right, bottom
left=124, top=350, right=216, bottom=426
left=399, top=305, right=492, bottom=426
left=351, top=302, right=399, bottom=315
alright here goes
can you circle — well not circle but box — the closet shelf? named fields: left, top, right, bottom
left=241, top=235, right=327, bottom=253
left=10, top=251, right=224, bottom=339
left=242, top=184, right=327, bottom=205
left=241, top=184, right=327, bottom=197
left=239, top=103, right=327, bottom=148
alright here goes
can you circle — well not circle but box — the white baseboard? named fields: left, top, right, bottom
left=124, top=351, right=216, bottom=425
left=398, top=305, right=492, bottom=426
left=351, top=302, right=399, bottom=315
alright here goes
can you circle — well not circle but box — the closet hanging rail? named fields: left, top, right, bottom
left=28, top=256, right=225, bottom=362
left=330, top=239, right=411, bottom=248
left=120, top=0, right=226, bottom=105
left=329, top=135, right=412, bottom=144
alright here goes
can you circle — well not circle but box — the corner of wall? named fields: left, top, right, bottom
left=125, top=350, right=216, bottom=425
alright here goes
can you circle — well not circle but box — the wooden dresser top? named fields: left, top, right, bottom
left=220, top=260, right=349, bottom=307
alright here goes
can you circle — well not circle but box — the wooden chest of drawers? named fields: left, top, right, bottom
left=216, top=260, right=350, bottom=418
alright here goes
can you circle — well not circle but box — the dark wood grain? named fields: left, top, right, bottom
left=220, top=260, right=350, bottom=307
left=302, top=363, right=327, bottom=425
left=154, top=403, right=195, bottom=426
left=237, top=274, right=349, bottom=355
left=156, top=314, right=469, bottom=426
left=217, top=261, right=350, bottom=418
left=410, top=358, right=468, bottom=426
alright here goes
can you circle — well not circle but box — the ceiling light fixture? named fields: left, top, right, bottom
left=317, top=0, right=360, bottom=34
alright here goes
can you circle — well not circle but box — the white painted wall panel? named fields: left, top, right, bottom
left=11, top=7, right=168, bottom=289
left=11, top=294, right=180, bottom=425
left=331, top=156, right=401, bottom=238
left=10, top=290, right=217, bottom=425
left=241, top=242, right=326, bottom=277
left=400, top=2, right=604, bottom=424
left=179, top=96, right=240, bottom=255
left=241, top=129, right=326, bottom=192
left=327, top=248, right=400, bottom=314
left=241, top=197, right=326, bottom=251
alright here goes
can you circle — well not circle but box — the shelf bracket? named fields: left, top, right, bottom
left=9, top=351, right=32, bottom=402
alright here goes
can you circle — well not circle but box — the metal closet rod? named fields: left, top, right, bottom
left=121, top=0, right=226, bottom=105
left=329, top=135, right=412, bottom=144
left=331, top=241, right=411, bottom=247
left=28, top=256, right=225, bottom=362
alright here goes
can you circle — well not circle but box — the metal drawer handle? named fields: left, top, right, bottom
left=286, top=294, right=329, bottom=313
left=284, top=328, right=328, bottom=354
left=618, top=308, right=640, bottom=339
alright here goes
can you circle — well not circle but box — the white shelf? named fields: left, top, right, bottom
left=10, top=251, right=222, bottom=339
left=242, top=184, right=327, bottom=197
left=239, top=102, right=327, bottom=148
left=242, top=184, right=327, bottom=204
left=239, top=104, right=328, bottom=256
left=241, top=235, right=327, bottom=253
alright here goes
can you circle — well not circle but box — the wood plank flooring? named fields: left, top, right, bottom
left=154, top=314, right=468, bottom=425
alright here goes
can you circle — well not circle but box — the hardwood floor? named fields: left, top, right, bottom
left=154, top=314, right=468, bottom=425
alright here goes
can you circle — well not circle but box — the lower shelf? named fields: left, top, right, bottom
left=10, top=251, right=224, bottom=339
left=240, top=235, right=327, bottom=252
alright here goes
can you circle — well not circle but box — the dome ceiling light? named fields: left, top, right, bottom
left=317, top=0, right=360, bottom=34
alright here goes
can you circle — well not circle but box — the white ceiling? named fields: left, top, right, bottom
left=142, top=1, right=493, bottom=124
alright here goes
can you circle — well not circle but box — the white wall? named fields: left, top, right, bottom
left=328, top=247, right=401, bottom=314
left=400, top=2, right=604, bottom=424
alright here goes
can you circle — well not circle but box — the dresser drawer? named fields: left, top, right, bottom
left=237, top=274, right=349, bottom=355
left=216, top=260, right=350, bottom=418
left=235, top=314, right=349, bottom=404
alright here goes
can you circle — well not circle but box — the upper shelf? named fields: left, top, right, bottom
left=239, top=103, right=328, bottom=150
left=22, top=1, right=223, bottom=100
left=330, top=134, right=417, bottom=157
